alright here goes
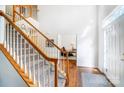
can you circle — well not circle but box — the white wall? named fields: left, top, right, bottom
left=77, top=6, right=97, bottom=67
left=0, top=5, right=5, bottom=44
left=0, top=51, right=28, bottom=87
left=37, top=5, right=98, bottom=67
left=37, top=5, right=91, bottom=49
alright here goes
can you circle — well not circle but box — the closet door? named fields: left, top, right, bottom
left=114, top=24, right=120, bottom=86
left=119, top=20, right=124, bottom=86
left=104, top=23, right=120, bottom=86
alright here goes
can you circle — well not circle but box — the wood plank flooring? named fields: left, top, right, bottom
left=67, top=62, right=101, bottom=87
left=68, top=61, right=78, bottom=87
left=68, top=64, right=114, bottom=87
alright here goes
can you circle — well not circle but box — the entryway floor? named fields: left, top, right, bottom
left=78, top=67, right=113, bottom=87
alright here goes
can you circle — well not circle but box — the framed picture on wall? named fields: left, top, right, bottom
left=46, top=39, right=54, bottom=47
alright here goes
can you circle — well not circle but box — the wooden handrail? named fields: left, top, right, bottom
left=14, top=11, right=67, bottom=54
left=14, top=10, right=70, bottom=86
left=1, top=10, right=59, bottom=87
left=0, top=10, right=69, bottom=86
left=0, top=10, right=57, bottom=63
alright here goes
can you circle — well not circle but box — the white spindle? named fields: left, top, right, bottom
left=39, top=56, right=42, bottom=87
left=43, top=59, right=45, bottom=87
left=52, top=47, right=54, bottom=58
left=33, top=49, right=36, bottom=84
left=53, top=47, right=55, bottom=58
left=10, top=26, right=12, bottom=55
left=7, top=24, right=10, bottom=52
left=24, top=41, right=27, bottom=74
left=17, top=32, right=19, bottom=64
left=4, top=24, right=7, bottom=48
left=36, top=36, right=40, bottom=86
left=5, top=24, right=7, bottom=48
left=20, top=36, right=23, bottom=69
left=48, top=62, right=50, bottom=87
left=38, top=54, right=41, bottom=87
left=12, top=28, right=14, bottom=57
left=29, top=45, right=32, bottom=79
left=13, top=29, right=16, bottom=60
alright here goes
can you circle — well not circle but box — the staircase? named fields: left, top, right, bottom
left=0, top=7, right=70, bottom=87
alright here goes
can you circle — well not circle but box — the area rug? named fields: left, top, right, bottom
left=80, top=73, right=112, bottom=87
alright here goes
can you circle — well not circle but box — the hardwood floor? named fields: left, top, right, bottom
left=77, top=67, right=115, bottom=87
left=68, top=64, right=114, bottom=87
left=67, top=62, right=100, bottom=87
left=78, top=67, right=101, bottom=74
left=68, top=61, right=79, bottom=87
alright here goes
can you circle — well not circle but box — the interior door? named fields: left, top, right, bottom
left=119, top=19, right=124, bottom=86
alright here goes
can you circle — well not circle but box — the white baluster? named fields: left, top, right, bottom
left=57, top=47, right=60, bottom=70
left=20, top=36, right=23, bottom=69
left=48, top=62, right=50, bottom=87
left=24, top=41, right=27, bottom=74
left=39, top=56, right=42, bottom=87
left=53, top=47, right=55, bottom=58
left=4, top=24, right=7, bottom=48
left=33, top=49, right=36, bottom=84
left=17, top=32, right=19, bottom=64
left=7, top=24, right=10, bottom=52
left=10, top=26, right=12, bottom=56
left=37, top=36, right=41, bottom=86
left=5, top=23, right=8, bottom=48
left=13, top=29, right=16, bottom=60
left=29, top=45, right=32, bottom=79
left=38, top=54, right=41, bottom=87
left=43, top=59, right=45, bottom=87
left=52, top=47, right=54, bottom=58
left=12, top=27, right=14, bottom=57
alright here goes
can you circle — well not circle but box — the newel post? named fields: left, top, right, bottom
left=13, top=5, right=15, bottom=22
left=54, top=61, right=58, bottom=87
left=66, top=52, right=69, bottom=86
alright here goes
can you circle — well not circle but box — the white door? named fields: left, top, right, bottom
left=119, top=20, right=124, bottom=86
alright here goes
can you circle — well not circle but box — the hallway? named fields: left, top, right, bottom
left=68, top=62, right=114, bottom=87
left=77, top=67, right=114, bottom=87
left=1, top=0, right=124, bottom=92
left=1, top=5, right=124, bottom=87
